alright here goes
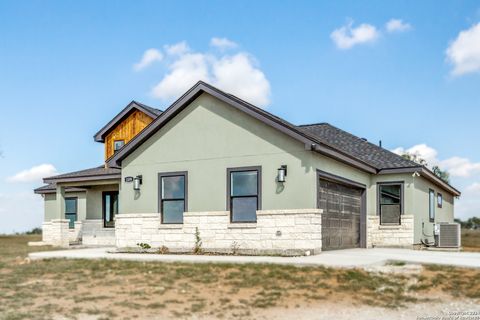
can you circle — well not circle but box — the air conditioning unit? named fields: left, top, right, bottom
left=434, top=223, right=461, bottom=248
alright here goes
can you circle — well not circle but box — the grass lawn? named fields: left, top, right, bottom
left=462, top=228, right=480, bottom=252
left=1, top=235, right=480, bottom=319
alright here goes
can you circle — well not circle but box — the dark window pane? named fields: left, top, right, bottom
left=105, top=194, right=111, bottom=222
left=162, top=176, right=185, bottom=199
left=380, top=205, right=400, bottom=224
left=232, top=197, right=257, bottom=222
left=231, top=171, right=257, bottom=196
left=103, top=192, right=118, bottom=228
left=429, top=190, right=435, bottom=220
left=163, top=200, right=184, bottom=223
left=65, top=214, right=76, bottom=229
left=65, top=199, right=77, bottom=214
left=380, top=185, right=401, bottom=204
left=114, top=140, right=125, bottom=151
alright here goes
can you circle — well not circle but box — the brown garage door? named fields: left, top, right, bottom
left=318, top=178, right=363, bottom=250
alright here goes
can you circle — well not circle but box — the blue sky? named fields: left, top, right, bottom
left=1, top=1, right=479, bottom=233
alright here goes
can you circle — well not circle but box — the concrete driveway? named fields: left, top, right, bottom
left=29, top=247, right=480, bottom=269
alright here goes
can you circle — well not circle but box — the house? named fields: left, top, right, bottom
left=34, top=81, right=460, bottom=254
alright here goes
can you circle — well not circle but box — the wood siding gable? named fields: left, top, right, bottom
left=105, top=110, right=154, bottom=160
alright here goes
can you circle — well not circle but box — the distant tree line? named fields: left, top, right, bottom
left=454, top=217, right=480, bottom=229
left=23, top=228, right=42, bottom=235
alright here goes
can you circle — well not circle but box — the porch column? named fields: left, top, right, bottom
left=55, top=185, right=66, bottom=219
left=46, top=185, right=69, bottom=247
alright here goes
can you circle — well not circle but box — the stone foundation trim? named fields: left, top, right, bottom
left=227, top=223, right=257, bottom=229
left=42, top=219, right=70, bottom=247
left=367, top=214, right=414, bottom=248
left=115, top=209, right=323, bottom=256
left=82, top=219, right=116, bottom=246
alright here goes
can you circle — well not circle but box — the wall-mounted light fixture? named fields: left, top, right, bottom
left=277, top=165, right=287, bottom=183
left=133, top=175, right=143, bottom=190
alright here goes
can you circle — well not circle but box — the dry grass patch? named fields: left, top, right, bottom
left=462, top=228, right=480, bottom=252
left=1, top=235, right=480, bottom=319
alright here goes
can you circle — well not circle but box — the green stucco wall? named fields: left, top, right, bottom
left=43, top=185, right=118, bottom=222
left=43, top=191, right=87, bottom=221
left=413, top=177, right=455, bottom=244
left=86, top=184, right=119, bottom=220
left=120, top=93, right=371, bottom=215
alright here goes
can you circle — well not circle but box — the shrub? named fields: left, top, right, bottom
left=193, top=227, right=203, bottom=254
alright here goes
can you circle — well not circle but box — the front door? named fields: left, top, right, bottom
left=102, top=191, right=118, bottom=228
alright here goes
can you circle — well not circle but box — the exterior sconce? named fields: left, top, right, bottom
left=133, top=175, right=143, bottom=190
left=277, top=165, right=287, bottom=183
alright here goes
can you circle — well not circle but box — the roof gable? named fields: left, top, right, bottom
left=107, top=81, right=377, bottom=173
left=94, top=101, right=162, bottom=143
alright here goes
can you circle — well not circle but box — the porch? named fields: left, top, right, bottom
left=34, top=166, right=121, bottom=247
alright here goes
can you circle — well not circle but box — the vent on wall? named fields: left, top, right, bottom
left=435, top=223, right=461, bottom=248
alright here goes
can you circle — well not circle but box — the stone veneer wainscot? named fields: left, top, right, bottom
left=115, top=209, right=323, bottom=256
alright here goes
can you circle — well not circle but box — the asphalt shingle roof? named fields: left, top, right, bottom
left=133, top=101, right=163, bottom=116
left=44, top=166, right=121, bottom=182
left=297, top=123, right=420, bottom=170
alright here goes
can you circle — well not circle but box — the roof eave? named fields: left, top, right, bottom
left=378, top=166, right=461, bottom=196
left=43, top=174, right=121, bottom=184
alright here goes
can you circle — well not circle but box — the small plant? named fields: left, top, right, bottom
left=231, top=241, right=240, bottom=255
left=157, top=245, right=169, bottom=254
left=137, top=243, right=151, bottom=251
left=193, top=227, right=203, bottom=254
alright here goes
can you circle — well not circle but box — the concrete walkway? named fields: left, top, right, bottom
left=28, top=247, right=480, bottom=269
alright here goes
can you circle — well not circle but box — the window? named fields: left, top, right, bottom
left=159, top=172, right=187, bottom=224
left=65, top=197, right=77, bottom=229
left=114, top=140, right=125, bottom=152
left=437, top=193, right=443, bottom=208
left=378, top=182, right=403, bottom=225
left=103, top=191, right=118, bottom=228
left=429, top=189, right=435, bottom=222
left=227, top=167, right=261, bottom=223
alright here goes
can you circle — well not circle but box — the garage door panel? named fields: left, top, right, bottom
left=319, top=179, right=363, bottom=250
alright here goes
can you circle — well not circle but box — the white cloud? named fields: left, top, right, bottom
left=164, top=41, right=190, bottom=56
left=150, top=39, right=271, bottom=107
left=133, top=49, right=163, bottom=71
left=392, top=144, right=438, bottom=167
left=441, top=157, right=480, bottom=178
left=331, top=21, right=379, bottom=49
left=392, top=144, right=480, bottom=178
left=152, top=53, right=210, bottom=101
left=212, top=53, right=271, bottom=107
left=446, top=22, right=480, bottom=76
left=0, top=192, right=43, bottom=234
left=7, top=164, right=57, bottom=183
left=386, top=19, right=412, bottom=33
left=210, top=37, right=238, bottom=50
left=456, top=183, right=480, bottom=220
left=465, top=182, right=480, bottom=193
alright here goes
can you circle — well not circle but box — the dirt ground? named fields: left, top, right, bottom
left=1, top=235, right=480, bottom=320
